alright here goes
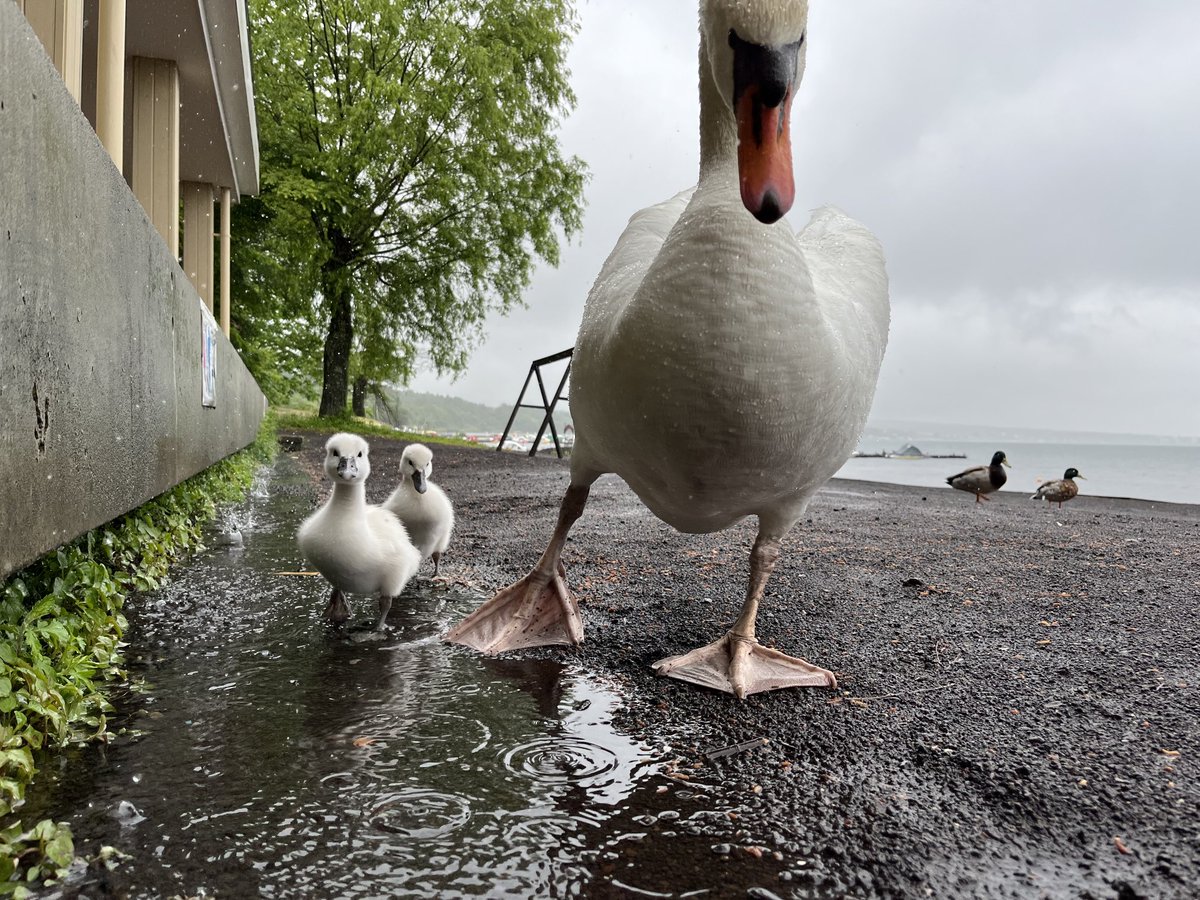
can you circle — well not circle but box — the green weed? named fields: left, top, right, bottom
left=0, top=413, right=278, bottom=889
left=275, top=408, right=477, bottom=446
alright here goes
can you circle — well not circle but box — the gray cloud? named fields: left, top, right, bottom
left=410, top=0, right=1200, bottom=438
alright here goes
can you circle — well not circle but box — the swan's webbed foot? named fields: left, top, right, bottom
left=652, top=633, right=836, bottom=699
left=324, top=588, right=351, bottom=624
left=444, top=561, right=582, bottom=653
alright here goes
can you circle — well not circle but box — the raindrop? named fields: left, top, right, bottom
left=502, top=736, right=620, bottom=786
left=367, top=789, right=471, bottom=839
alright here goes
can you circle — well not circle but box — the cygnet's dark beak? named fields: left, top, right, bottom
left=412, top=470, right=427, bottom=494
left=336, top=456, right=358, bottom=480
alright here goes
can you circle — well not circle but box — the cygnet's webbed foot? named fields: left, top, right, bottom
left=324, top=588, right=351, bottom=624
left=652, top=633, right=836, bottom=699
left=444, top=562, right=582, bottom=653
left=374, top=595, right=392, bottom=632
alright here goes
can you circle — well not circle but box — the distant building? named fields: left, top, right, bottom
left=11, top=0, right=259, bottom=331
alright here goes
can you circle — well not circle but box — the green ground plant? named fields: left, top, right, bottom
left=0, top=415, right=277, bottom=893
left=276, top=408, right=477, bottom=447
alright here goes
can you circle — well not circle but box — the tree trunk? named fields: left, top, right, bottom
left=351, top=376, right=369, bottom=417
left=318, top=233, right=354, bottom=417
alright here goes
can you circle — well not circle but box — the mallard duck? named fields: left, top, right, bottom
left=1032, top=468, right=1084, bottom=508
left=445, top=0, right=890, bottom=699
left=947, top=451, right=1010, bottom=503
left=384, top=443, right=455, bottom=576
left=297, top=433, right=421, bottom=630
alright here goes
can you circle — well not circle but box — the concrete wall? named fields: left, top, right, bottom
left=0, top=6, right=266, bottom=580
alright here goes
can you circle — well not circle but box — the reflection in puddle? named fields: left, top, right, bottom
left=24, top=456, right=791, bottom=899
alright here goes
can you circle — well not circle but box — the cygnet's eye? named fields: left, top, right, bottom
left=331, top=449, right=340, bottom=458
left=357, top=451, right=363, bottom=458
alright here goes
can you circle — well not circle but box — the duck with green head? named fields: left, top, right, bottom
left=1032, top=467, right=1084, bottom=508
left=947, top=451, right=1011, bottom=503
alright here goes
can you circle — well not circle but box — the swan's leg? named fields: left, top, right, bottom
left=324, top=588, right=351, bottom=624
left=653, top=533, right=836, bottom=699
left=431, top=551, right=441, bottom=577
left=444, top=484, right=589, bottom=653
left=374, top=595, right=392, bottom=631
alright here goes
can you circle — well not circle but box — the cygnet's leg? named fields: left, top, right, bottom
left=324, top=588, right=351, bottom=624
left=374, top=595, right=392, bottom=631
left=444, top=484, right=589, bottom=653
left=431, top=551, right=442, bottom=577
left=653, top=532, right=836, bottom=699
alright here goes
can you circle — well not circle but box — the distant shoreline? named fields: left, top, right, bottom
left=824, top=474, right=1200, bottom=515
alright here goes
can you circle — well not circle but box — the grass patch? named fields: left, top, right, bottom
left=275, top=407, right=478, bottom=447
left=0, top=414, right=278, bottom=893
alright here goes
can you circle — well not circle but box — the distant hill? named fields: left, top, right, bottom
left=378, top=388, right=571, bottom=435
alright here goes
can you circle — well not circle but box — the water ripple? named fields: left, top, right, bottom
left=367, top=789, right=472, bottom=840
left=503, top=735, right=621, bottom=786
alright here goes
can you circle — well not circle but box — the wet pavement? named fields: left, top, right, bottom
left=21, top=433, right=1200, bottom=898
left=25, top=453, right=792, bottom=899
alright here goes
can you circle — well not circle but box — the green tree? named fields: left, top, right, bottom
left=243, top=0, right=586, bottom=415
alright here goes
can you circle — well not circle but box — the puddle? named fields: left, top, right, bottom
left=22, top=456, right=791, bottom=898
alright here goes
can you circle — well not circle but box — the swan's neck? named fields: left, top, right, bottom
left=328, top=482, right=367, bottom=511
left=698, top=35, right=737, bottom=178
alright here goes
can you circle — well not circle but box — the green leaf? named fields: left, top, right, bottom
left=43, top=832, right=74, bottom=869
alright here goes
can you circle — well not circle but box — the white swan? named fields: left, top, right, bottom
left=297, top=433, right=421, bottom=630
left=447, top=0, right=889, bottom=698
left=384, top=443, right=455, bottom=576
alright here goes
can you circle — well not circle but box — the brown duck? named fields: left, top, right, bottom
left=1031, top=468, right=1084, bottom=508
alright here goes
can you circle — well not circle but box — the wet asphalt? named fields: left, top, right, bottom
left=331, top=432, right=1200, bottom=900
left=25, top=430, right=1200, bottom=899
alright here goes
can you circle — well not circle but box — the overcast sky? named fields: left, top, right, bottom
left=409, top=0, right=1200, bottom=439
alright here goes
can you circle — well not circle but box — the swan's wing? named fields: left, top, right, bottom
left=578, top=187, right=694, bottom=333
left=797, top=206, right=890, bottom=364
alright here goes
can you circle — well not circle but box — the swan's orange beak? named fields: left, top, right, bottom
left=736, top=86, right=795, bottom=224
left=730, top=29, right=802, bottom=225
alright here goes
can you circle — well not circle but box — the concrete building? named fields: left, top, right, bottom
left=1, top=0, right=267, bottom=579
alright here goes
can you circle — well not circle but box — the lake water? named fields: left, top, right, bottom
left=837, top=424, right=1200, bottom=506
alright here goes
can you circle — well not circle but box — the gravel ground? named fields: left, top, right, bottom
left=293, top=430, right=1200, bottom=900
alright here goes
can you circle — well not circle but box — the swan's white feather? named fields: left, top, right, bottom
left=384, top=444, right=455, bottom=563
left=570, top=173, right=888, bottom=536
left=297, top=433, right=421, bottom=597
